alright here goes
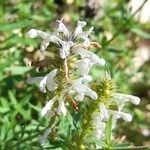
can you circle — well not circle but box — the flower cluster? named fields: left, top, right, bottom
left=91, top=73, right=140, bottom=140
left=26, top=19, right=140, bottom=145
left=26, top=18, right=105, bottom=143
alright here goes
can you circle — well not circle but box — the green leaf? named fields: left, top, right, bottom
left=28, top=102, right=40, bottom=112
left=112, top=143, right=131, bottom=149
left=131, top=28, right=150, bottom=39
left=5, top=66, right=31, bottom=75
left=0, top=20, right=32, bottom=32
left=8, top=90, right=17, bottom=106
left=105, top=115, right=113, bottom=147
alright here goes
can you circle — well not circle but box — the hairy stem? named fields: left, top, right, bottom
left=64, top=58, right=69, bottom=82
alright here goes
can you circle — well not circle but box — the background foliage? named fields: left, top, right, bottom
left=0, top=0, right=150, bottom=149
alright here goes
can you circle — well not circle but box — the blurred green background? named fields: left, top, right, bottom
left=0, top=0, right=150, bottom=149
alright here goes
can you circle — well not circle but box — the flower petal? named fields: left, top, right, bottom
left=73, top=47, right=105, bottom=66
left=76, top=59, right=91, bottom=76
left=26, top=77, right=43, bottom=84
left=28, top=29, right=38, bottom=38
left=74, top=21, right=87, bottom=38
left=99, top=104, right=109, bottom=121
left=57, top=18, right=69, bottom=37
left=41, top=97, right=56, bottom=117
left=72, top=76, right=97, bottom=100
left=121, top=112, right=132, bottom=122
left=114, top=93, right=141, bottom=105
left=28, top=29, right=49, bottom=40
left=74, top=93, right=84, bottom=101
left=39, top=76, right=47, bottom=93
left=39, top=128, right=51, bottom=145
left=40, top=41, right=49, bottom=51
left=59, top=99, right=67, bottom=116
left=46, top=69, right=58, bottom=91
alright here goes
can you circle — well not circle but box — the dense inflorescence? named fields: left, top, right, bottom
left=26, top=19, right=140, bottom=145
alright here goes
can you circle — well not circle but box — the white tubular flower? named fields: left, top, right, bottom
left=73, top=47, right=105, bottom=66
left=75, top=58, right=91, bottom=76
left=92, top=113, right=106, bottom=140
left=57, top=18, right=69, bottom=37
left=59, top=41, right=74, bottom=59
left=114, top=93, right=141, bottom=105
left=74, top=21, right=87, bottom=38
left=28, top=28, right=50, bottom=52
left=58, top=98, right=67, bottom=116
left=75, top=26, right=94, bottom=47
left=94, top=122, right=106, bottom=140
left=39, top=128, right=51, bottom=145
left=28, top=29, right=50, bottom=39
left=112, top=93, right=141, bottom=111
left=99, top=104, right=109, bottom=121
left=49, top=34, right=74, bottom=59
left=82, top=26, right=94, bottom=47
left=120, top=112, right=132, bottom=122
left=40, top=69, right=58, bottom=92
left=41, top=97, right=56, bottom=117
left=26, top=77, right=43, bottom=84
left=26, top=69, right=58, bottom=93
left=41, top=41, right=49, bottom=52
left=71, top=75, right=98, bottom=101
left=109, top=110, right=132, bottom=122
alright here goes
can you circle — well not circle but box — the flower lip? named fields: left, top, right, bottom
left=57, top=18, right=70, bottom=37
left=114, top=93, right=141, bottom=105
left=28, top=29, right=38, bottom=38
left=41, top=97, right=56, bottom=117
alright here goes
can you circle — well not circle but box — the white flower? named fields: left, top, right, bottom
left=73, top=48, right=105, bottom=76
left=94, top=122, right=106, bottom=140
left=48, top=34, right=74, bottom=59
left=99, top=104, right=109, bottom=121
left=73, top=47, right=105, bottom=66
left=73, top=21, right=87, bottom=38
left=28, top=29, right=49, bottom=39
left=26, top=77, right=43, bottom=84
left=27, top=19, right=96, bottom=59
left=57, top=18, right=69, bottom=37
left=28, top=29, right=50, bottom=52
left=41, top=97, right=56, bottom=117
left=71, top=75, right=98, bottom=101
left=39, top=128, right=51, bottom=145
left=57, top=98, right=67, bottom=116
left=112, top=93, right=141, bottom=111
left=41, top=41, right=49, bottom=51
left=26, top=69, right=58, bottom=93
left=58, top=41, right=74, bottom=59
left=80, top=26, right=94, bottom=47
left=108, top=110, right=132, bottom=122
left=114, top=93, right=140, bottom=105
left=75, top=58, right=91, bottom=76
left=92, top=113, right=106, bottom=140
